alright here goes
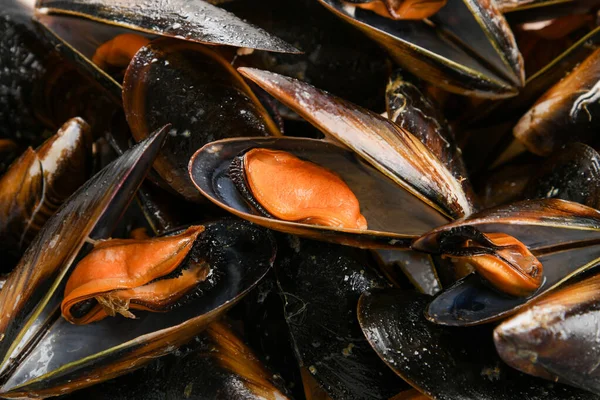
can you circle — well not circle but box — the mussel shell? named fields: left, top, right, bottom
left=386, top=72, right=465, bottom=176
left=238, top=67, right=476, bottom=219
left=358, top=288, right=598, bottom=399
left=316, top=0, right=523, bottom=98
left=460, top=26, right=600, bottom=173
left=494, top=269, right=600, bottom=395
left=373, top=249, right=442, bottom=295
left=524, top=143, right=600, bottom=209
left=36, top=0, right=298, bottom=53
left=189, top=137, right=449, bottom=248
left=413, top=199, right=600, bottom=325
left=1, top=219, right=276, bottom=398
left=0, top=126, right=168, bottom=384
left=124, top=38, right=281, bottom=202
left=413, top=199, right=600, bottom=253
left=426, top=243, right=600, bottom=325
left=275, top=236, right=409, bottom=399
left=514, top=47, right=600, bottom=156
left=0, top=0, right=52, bottom=142
left=59, top=321, right=291, bottom=400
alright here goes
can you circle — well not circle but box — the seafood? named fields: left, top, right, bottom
left=340, top=0, right=447, bottom=20
left=229, top=148, right=368, bottom=230
left=4, top=0, right=600, bottom=398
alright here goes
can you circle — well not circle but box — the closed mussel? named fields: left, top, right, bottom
left=123, top=38, right=281, bottom=202
left=0, top=117, right=93, bottom=269
left=495, top=270, right=600, bottom=395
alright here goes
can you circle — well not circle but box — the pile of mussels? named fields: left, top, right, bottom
left=3, top=0, right=600, bottom=398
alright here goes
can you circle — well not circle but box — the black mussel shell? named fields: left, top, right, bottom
left=358, top=288, right=598, bottom=400
left=123, top=38, right=281, bottom=202
left=275, top=236, right=409, bottom=399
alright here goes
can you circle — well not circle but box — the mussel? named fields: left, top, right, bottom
left=61, top=225, right=212, bottom=324
left=0, top=117, right=92, bottom=269
left=340, top=0, right=447, bottom=20
left=429, top=225, right=543, bottom=297
left=514, top=47, right=600, bottom=155
left=495, top=269, right=600, bottom=395
left=229, top=148, right=368, bottom=230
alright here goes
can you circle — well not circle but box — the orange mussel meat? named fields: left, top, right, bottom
left=62, top=225, right=207, bottom=325
left=446, top=232, right=543, bottom=297
left=341, top=0, right=447, bottom=20
left=230, top=149, right=367, bottom=230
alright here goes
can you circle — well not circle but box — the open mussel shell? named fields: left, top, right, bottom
left=0, top=126, right=168, bottom=392
left=36, top=0, right=298, bottom=53
left=524, top=143, right=600, bottom=208
left=239, top=67, right=476, bottom=219
left=412, top=198, right=600, bottom=326
left=61, top=321, right=291, bottom=400
left=275, top=236, right=409, bottom=399
left=189, top=137, right=449, bottom=248
left=316, top=0, right=523, bottom=98
left=1, top=219, right=275, bottom=398
left=124, top=38, right=281, bottom=202
left=358, top=288, right=598, bottom=399
left=494, top=270, right=600, bottom=395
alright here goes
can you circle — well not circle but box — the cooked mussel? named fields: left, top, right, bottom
left=238, top=67, right=476, bottom=219
left=123, top=39, right=281, bottom=202
left=0, top=127, right=278, bottom=398
left=432, top=226, right=543, bottom=297
left=413, top=199, right=600, bottom=325
left=62, top=225, right=213, bottom=324
left=0, top=117, right=93, bottom=269
left=190, top=137, right=449, bottom=248
left=316, top=0, right=524, bottom=98
left=494, top=270, right=600, bottom=395
left=229, top=148, right=368, bottom=230
left=514, top=47, right=600, bottom=155
left=340, top=0, right=447, bottom=19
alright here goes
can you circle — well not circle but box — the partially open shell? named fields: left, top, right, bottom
left=238, top=67, right=476, bottom=219
left=189, top=137, right=449, bottom=249
left=413, top=199, right=600, bottom=325
left=316, top=0, right=524, bottom=98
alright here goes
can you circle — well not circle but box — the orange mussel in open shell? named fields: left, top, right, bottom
left=62, top=226, right=211, bottom=325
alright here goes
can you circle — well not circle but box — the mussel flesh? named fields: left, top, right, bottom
left=229, top=148, right=368, bottom=230
left=432, top=226, right=543, bottom=297
left=340, top=0, right=447, bottom=20
left=62, top=225, right=215, bottom=324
